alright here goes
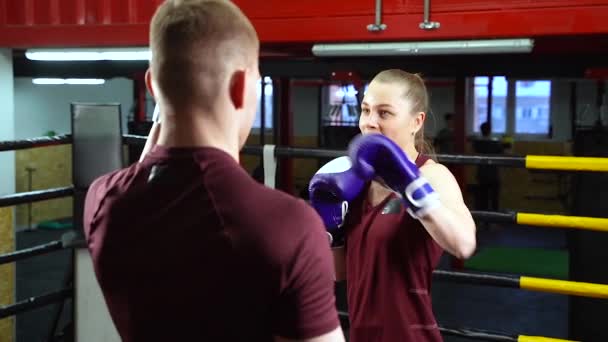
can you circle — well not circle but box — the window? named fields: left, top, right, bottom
left=324, top=84, right=362, bottom=127
left=473, top=76, right=507, bottom=134
left=254, top=77, right=273, bottom=129
left=515, top=80, right=551, bottom=134
left=471, top=77, right=552, bottom=137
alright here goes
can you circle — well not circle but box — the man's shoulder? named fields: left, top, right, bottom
left=243, top=183, right=317, bottom=222
left=83, top=164, right=143, bottom=240
left=85, top=164, right=144, bottom=213
left=248, top=189, right=327, bottom=263
left=89, top=163, right=141, bottom=194
left=232, top=183, right=323, bottom=240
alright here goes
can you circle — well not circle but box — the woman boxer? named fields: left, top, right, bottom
left=310, top=69, right=476, bottom=341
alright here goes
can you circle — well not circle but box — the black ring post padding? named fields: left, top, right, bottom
left=0, top=186, right=75, bottom=208
left=433, top=270, right=520, bottom=288
left=438, top=326, right=518, bottom=342
left=436, top=154, right=526, bottom=168
left=122, top=134, right=147, bottom=146
left=0, top=288, right=73, bottom=320
left=0, top=135, right=72, bottom=152
left=471, top=211, right=517, bottom=224
left=275, top=146, right=346, bottom=159
left=0, top=241, right=64, bottom=266
left=241, top=145, right=346, bottom=159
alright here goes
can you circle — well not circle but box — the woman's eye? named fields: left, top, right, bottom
left=361, top=108, right=370, bottom=115
left=379, top=111, right=390, bottom=117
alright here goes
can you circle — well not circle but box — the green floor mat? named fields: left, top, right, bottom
left=465, top=247, right=569, bottom=279
left=37, top=220, right=73, bottom=230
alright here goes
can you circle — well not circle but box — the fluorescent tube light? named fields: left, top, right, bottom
left=33, top=78, right=106, bottom=85
left=312, top=39, right=534, bottom=57
left=26, top=48, right=151, bottom=61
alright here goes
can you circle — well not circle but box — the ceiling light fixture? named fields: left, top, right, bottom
left=26, top=48, right=151, bottom=61
left=312, top=39, right=534, bottom=57
left=32, top=78, right=106, bottom=85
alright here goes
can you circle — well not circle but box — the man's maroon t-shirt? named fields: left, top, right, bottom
left=345, top=154, right=444, bottom=342
left=83, top=146, right=339, bottom=342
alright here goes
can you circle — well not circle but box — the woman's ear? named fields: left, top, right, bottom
left=414, top=111, right=426, bottom=133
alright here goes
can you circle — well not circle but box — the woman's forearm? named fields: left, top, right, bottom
left=419, top=206, right=476, bottom=259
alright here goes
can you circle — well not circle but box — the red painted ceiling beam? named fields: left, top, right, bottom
left=253, top=6, right=608, bottom=43
left=0, top=6, right=607, bottom=48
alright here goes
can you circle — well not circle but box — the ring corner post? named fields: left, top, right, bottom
left=71, top=103, right=124, bottom=342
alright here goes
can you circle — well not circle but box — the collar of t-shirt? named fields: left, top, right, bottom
left=144, top=144, right=237, bottom=166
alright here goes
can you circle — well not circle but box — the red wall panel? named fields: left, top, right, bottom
left=4, top=0, right=84, bottom=26
left=33, top=1, right=52, bottom=25
left=0, top=0, right=160, bottom=26
left=108, top=0, right=128, bottom=24
left=233, top=0, right=407, bottom=19
left=83, top=0, right=101, bottom=25
left=409, top=0, right=607, bottom=13
left=137, top=0, right=163, bottom=24
left=5, top=0, right=26, bottom=25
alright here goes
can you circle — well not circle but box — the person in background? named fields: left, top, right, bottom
left=472, top=122, right=504, bottom=214
left=434, top=112, right=455, bottom=154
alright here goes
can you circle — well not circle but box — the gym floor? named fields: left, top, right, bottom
left=15, top=224, right=568, bottom=341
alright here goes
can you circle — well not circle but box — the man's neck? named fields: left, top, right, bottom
left=156, top=114, right=240, bottom=162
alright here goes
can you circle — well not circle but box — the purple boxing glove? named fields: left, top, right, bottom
left=348, top=134, right=440, bottom=219
left=309, top=156, right=367, bottom=246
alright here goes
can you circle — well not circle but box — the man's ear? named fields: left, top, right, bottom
left=145, top=68, right=155, bottom=98
left=229, top=70, right=246, bottom=110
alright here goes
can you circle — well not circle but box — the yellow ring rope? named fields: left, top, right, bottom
left=525, top=155, right=608, bottom=172
left=520, top=277, right=608, bottom=299
left=516, top=213, right=608, bottom=232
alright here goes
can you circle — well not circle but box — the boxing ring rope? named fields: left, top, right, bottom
left=471, top=211, right=608, bottom=232
left=433, top=270, right=608, bottom=299
left=337, top=311, right=576, bottom=342
left=516, top=213, right=608, bottom=232
left=0, top=134, right=605, bottom=340
left=0, top=288, right=73, bottom=320
left=0, top=186, right=74, bottom=208
left=0, top=134, right=71, bottom=152
left=0, top=240, right=64, bottom=265
left=525, top=155, right=608, bottom=172
left=0, top=231, right=82, bottom=266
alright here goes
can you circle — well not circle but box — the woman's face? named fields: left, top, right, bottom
left=359, top=80, right=424, bottom=151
